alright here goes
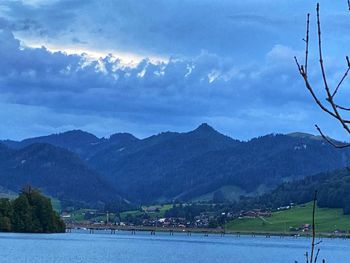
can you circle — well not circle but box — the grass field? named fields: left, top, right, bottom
left=142, top=204, right=173, bottom=218
left=119, top=204, right=173, bottom=220
left=226, top=203, right=350, bottom=233
left=66, top=204, right=174, bottom=222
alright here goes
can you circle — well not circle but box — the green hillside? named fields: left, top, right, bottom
left=226, top=203, right=350, bottom=233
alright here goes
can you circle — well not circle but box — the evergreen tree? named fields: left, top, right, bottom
left=1, top=186, right=65, bottom=233
left=12, top=194, right=33, bottom=232
left=0, top=198, right=13, bottom=232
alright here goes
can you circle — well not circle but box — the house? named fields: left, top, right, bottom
left=301, top=224, right=311, bottom=232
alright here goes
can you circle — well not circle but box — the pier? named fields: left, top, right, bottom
left=65, top=223, right=350, bottom=239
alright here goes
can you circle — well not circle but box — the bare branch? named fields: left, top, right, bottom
left=315, top=240, right=322, bottom=246
left=295, top=12, right=350, bottom=126
left=309, top=191, right=317, bottom=263
left=316, top=4, right=350, bottom=134
left=335, top=103, right=350, bottom=111
left=331, top=58, right=350, bottom=98
left=305, top=13, right=310, bottom=74
left=294, top=56, right=303, bottom=74
left=295, top=68, right=350, bottom=123
left=316, top=4, right=330, bottom=99
left=315, top=125, right=350, bottom=148
left=314, top=248, right=321, bottom=263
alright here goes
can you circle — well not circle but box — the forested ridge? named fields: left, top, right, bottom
left=1, top=125, right=350, bottom=206
left=248, top=168, right=350, bottom=214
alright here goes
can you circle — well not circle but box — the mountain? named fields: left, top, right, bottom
left=88, top=123, right=241, bottom=202
left=88, top=125, right=350, bottom=203
left=2, top=124, right=350, bottom=206
left=2, top=130, right=139, bottom=160
left=0, top=143, right=125, bottom=207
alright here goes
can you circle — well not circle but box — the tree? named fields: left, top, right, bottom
left=0, top=198, right=13, bottom=232
left=12, top=193, right=33, bottom=232
left=295, top=2, right=350, bottom=148
left=10, top=187, right=65, bottom=233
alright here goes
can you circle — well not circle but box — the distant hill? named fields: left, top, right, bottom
left=2, top=130, right=139, bottom=160
left=0, top=143, right=125, bottom=208
left=2, top=124, right=350, bottom=206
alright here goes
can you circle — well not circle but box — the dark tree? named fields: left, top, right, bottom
left=0, top=198, right=13, bottom=232
left=7, top=187, right=65, bottom=233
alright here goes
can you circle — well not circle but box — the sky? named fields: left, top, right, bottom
left=0, top=0, right=349, bottom=141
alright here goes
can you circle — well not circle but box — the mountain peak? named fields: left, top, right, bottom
left=194, top=123, right=216, bottom=133
left=59, top=130, right=98, bottom=140
left=109, top=133, right=139, bottom=142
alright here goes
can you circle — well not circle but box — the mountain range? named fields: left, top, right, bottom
left=1, top=124, right=349, bottom=207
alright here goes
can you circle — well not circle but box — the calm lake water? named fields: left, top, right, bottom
left=0, top=230, right=349, bottom=263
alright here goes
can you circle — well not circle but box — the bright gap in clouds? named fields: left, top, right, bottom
left=19, top=38, right=168, bottom=66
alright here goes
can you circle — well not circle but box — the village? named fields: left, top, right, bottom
left=61, top=202, right=341, bottom=236
left=61, top=206, right=312, bottom=231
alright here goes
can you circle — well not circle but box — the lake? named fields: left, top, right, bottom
left=0, top=230, right=349, bottom=263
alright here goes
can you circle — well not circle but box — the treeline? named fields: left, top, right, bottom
left=0, top=187, right=65, bottom=233
left=250, top=168, right=350, bottom=214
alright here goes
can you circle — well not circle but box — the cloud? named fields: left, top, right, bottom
left=0, top=28, right=348, bottom=141
left=0, top=1, right=348, bottom=141
left=3, top=0, right=344, bottom=60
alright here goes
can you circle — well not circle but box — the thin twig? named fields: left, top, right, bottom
left=315, top=240, right=322, bottom=246
left=314, top=248, right=321, bottom=263
left=310, top=191, right=317, bottom=263
left=331, top=65, right=350, bottom=98
left=294, top=57, right=350, bottom=123
left=335, top=103, right=350, bottom=111
left=305, top=13, right=310, bottom=74
left=315, top=125, right=350, bottom=148
left=316, top=4, right=331, bottom=100
left=294, top=57, right=350, bottom=124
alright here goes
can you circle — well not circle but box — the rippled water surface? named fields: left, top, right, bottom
left=0, top=231, right=349, bottom=263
